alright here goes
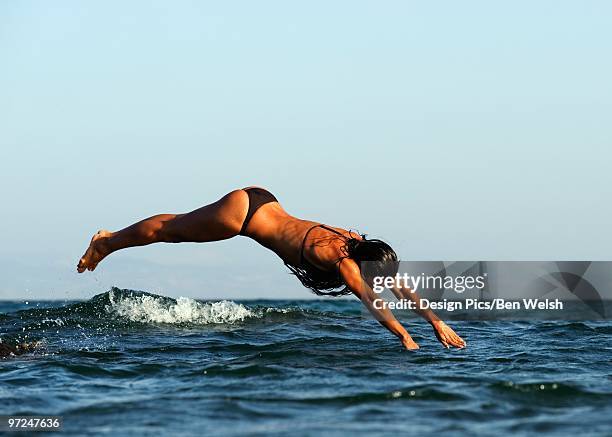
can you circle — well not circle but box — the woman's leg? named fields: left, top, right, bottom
left=77, top=189, right=249, bottom=272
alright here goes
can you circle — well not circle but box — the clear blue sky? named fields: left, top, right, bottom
left=1, top=1, right=611, bottom=300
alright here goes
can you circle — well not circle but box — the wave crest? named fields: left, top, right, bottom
left=105, top=289, right=254, bottom=325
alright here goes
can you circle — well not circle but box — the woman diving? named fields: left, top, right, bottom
left=77, top=187, right=466, bottom=350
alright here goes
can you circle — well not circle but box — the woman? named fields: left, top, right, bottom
left=77, top=187, right=465, bottom=350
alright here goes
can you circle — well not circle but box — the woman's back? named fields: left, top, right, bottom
left=243, top=201, right=347, bottom=268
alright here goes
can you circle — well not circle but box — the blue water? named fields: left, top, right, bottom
left=1, top=288, right=611, bottom=436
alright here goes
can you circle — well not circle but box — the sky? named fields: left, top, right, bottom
left=1, top=1, right=611, bottom=300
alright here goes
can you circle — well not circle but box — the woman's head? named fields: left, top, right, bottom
left=285, top=231, right=398, bottom=297
left=344, top=234, right=399, bottom=286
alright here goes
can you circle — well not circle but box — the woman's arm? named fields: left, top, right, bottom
left=339, top=259, right=420, bottom=350
left=390, top=285, right=466, bottom=349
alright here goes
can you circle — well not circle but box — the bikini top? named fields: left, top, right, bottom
left=284, top=223, right=355, bottom=295
left=299, top=224, right=345, bottom=268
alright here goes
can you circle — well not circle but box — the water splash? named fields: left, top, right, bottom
left=105, top=289, right=254, bottom=325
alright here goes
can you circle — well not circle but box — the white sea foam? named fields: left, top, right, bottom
left=42, top=318, right=65, bottom=327
left=105, top=290, right=254, bottom=325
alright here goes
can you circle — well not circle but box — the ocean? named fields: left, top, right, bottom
left=1, top=287, right=611, bottom=436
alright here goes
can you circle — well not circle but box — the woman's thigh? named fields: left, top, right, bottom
left=162, top=189, right=248, bottom=242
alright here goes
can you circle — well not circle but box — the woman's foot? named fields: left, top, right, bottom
left=77, top=230, right=112, bottom=273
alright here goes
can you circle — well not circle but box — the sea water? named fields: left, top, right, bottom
left=1, top=288, right=611, bottom=436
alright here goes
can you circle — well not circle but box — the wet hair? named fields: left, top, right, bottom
left=285, top=231, right=399, bottom=297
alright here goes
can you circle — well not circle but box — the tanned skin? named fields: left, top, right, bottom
left=77, top=187, right=465, bottom=350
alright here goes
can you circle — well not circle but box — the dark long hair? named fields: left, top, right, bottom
left=285, top=231, right=398, bottom=297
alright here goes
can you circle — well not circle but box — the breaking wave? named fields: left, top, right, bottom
left=105, top=288, right=254, bottom=325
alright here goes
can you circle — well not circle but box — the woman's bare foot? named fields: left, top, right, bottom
left=77, top=230, right=112, bottom=273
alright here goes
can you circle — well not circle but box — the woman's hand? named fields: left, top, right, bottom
left=401, top=335, right=420, bottom=350
left=431, top=320, right=466, bottom=349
